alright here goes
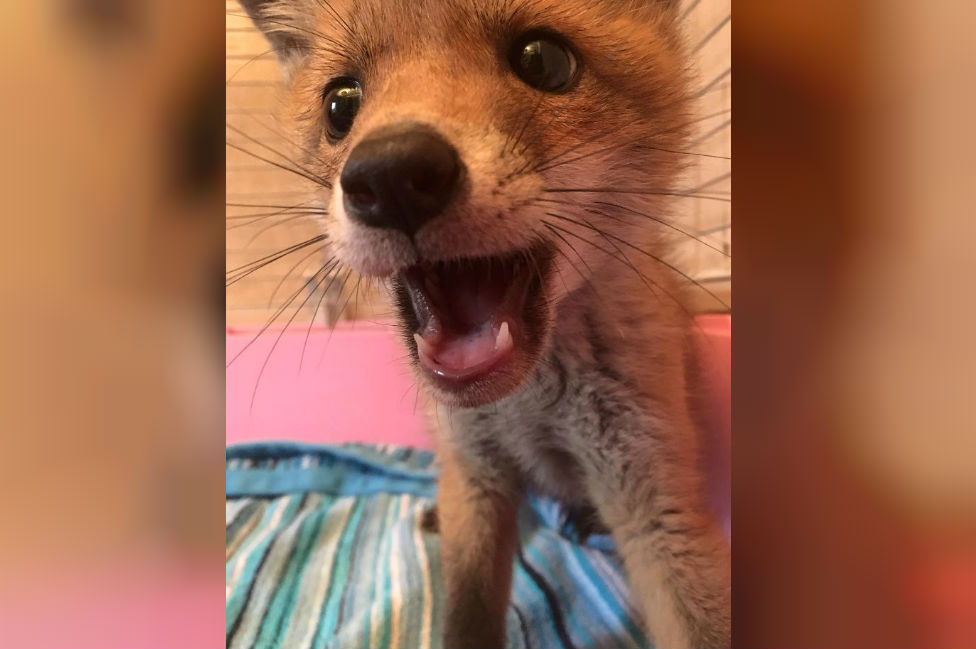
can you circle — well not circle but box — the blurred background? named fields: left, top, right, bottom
left=0, top=1, right=224, bottom=647
left=733, top=1, right=976, bottom=647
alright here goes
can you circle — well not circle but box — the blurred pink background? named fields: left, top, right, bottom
left=226, top=316, right=730, bottom=451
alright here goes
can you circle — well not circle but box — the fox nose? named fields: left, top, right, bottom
left=339, top=126, right=462, bottom=236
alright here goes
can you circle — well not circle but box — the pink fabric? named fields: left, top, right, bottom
left=0, top=558, right=221, bottom=649
left=695, top=315, right=731, bottom=536
left=226, top=316, right=730, bottom=451
left=227, top=323, right=432, bottom=448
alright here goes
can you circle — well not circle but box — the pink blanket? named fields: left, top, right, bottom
left=227, top=316, right=729, bottom=450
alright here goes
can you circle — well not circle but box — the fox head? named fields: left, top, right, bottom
left=238, top=0, right=695, bottom=407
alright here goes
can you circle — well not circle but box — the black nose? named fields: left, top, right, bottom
left=339, top=126, right=462, bottom=236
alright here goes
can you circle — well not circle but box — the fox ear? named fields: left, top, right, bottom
left=235, top=0, right=313, bottom=67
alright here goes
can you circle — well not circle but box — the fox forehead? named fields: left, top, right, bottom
left=258, top=0, right=683, bottom=86
left=274, top=0, right=676, bottom=43
left=257, top=0, right=687, bottom=158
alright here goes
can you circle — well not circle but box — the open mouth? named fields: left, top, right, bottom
left=396, top=246, right=551, bottom=395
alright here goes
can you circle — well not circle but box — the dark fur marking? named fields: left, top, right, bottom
left=227, top=494, right=309, bottom=644
left=517, top=548, right=577, bottom=649
left=542, top=353, right=569, bottom=410
left=584, top=311, right=626, bottom=385
left=421, top=504, right=440, bottom=533
left=563, top=503, right=610, bottom=542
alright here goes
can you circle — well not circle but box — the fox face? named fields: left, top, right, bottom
left=240, top=0, right=692, bottom=408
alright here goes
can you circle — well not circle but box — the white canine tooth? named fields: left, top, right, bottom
left=494, top=321, right=513, bottom=352
left=413, top=333, right=437, bottom=360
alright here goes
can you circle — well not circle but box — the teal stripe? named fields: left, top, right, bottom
left=230, top=496, right=321, bottom=649
left=226, top=500, right=263, bottom=550
left=514, top=527, right=563, bottom=649
left=361, top=493, right=396, bottom=649
left=227, top=495, right=304, bottom=634
left=566, top=541, right=646, bottom=648
left=402, top=497, right=424, bottom=649
left=397, top=500, right=421, bottom=648
left=590, top=550, right=650, bottom=641
left=227, top=498, right=252, bottom=526
left=227, top=465, right=436, bottom=499
left=525, top=537, right=594, bottom=648
left=339, top=496, right=385, bottom=649
left=333, top=497, right=371, bottom=633
left=309, top=497, right=368, bottom=648
left=253, top=500, right=330, bottom=649
left=512, top=555, right=552, bottom=649
left=333, top=497, right=379, bottom=647
left=377, top=496, right=402, bottom=649
left=228, top=443, right=435, bottom=478
left=388, top=497, right=409, bottom=649
left=420, top=504, right=443, bottom=649
left=226, top=442, right=438, bottom=500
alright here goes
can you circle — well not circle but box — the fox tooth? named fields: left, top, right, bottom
left=494, top=321, right=513, bottom=353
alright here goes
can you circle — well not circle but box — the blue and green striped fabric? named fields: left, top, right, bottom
left=226, top=443, right=651, bottom=649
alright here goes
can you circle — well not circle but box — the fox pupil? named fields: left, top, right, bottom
left=324, top=79, right=362, bottom=140
left=510, top=33, right=578, bottom=92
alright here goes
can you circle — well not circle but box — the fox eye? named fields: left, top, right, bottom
left=509, top=31, right=580, bottom=93
left=323, top=78, right=362, bottom=141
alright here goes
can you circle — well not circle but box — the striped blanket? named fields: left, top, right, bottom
left=226, top=443, right=651, bottom=649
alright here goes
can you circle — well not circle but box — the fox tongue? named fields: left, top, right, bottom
left=414, top=321, right=514, bottom=379
left=403, top=253, right=528, bottom=380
